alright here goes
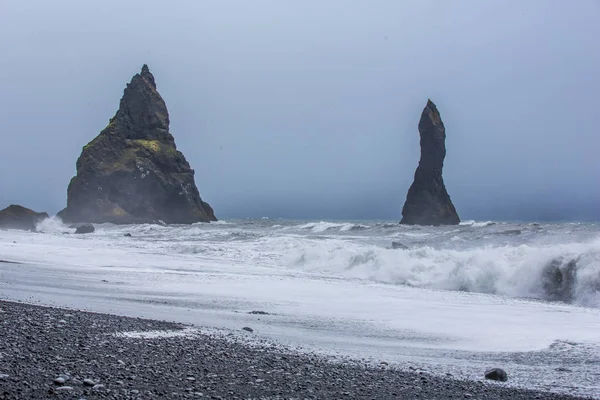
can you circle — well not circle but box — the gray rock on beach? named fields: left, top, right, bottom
left=485, top=368, right=508, bottom=382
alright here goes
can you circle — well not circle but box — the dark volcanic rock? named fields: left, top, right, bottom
left=400, top=100, right=460, bottom=226
left=541, top=258, right=577, bottom=302
left=0, top=205, right=48, bottom=231
left=58, top=65, right=216, bottom=225
left=485, top=368, right=508, bottom=382
left=74, top=223, right=95, bottom=234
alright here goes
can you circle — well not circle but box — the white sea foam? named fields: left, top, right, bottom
left=297, top=221, right=343, bottom=232
left=296, top=221, right=371, bottom=233
left=23, top=218, right=600, bottom=307
left=339, top=223, right=369, bottom=232
left=210, top=220, right=231, bottom=225
left=284, top=237, right=600, bottom=306
left=459, top=220, right=496, bottom=227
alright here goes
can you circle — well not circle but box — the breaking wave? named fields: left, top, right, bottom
left=297, top=221, right=371, bottom=233
left=460, top=220, right=496, bottom=227
left=35, top=216, right=71, bottom=233
left=28, top=217, right=600, bottom=307
left=285, top=237, right=600, bottom=307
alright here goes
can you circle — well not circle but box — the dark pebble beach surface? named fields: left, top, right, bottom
left=0, top=300, right=593, bottom=400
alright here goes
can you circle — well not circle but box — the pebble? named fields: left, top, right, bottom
left=242, top=327, right=254, bottom=333
left=485, top=368, right=508, bottom=382
left=55, top=386, right=74, bottom=391
left=53, top=377, right=66, bottom=385
left=83, top=378, right=96, bottom=386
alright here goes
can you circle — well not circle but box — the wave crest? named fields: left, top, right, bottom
left=296, top=221, right=371, bottom=233
left=284, top=237, right=600, bottom=306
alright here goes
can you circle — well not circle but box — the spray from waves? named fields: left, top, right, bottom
left=283, top=236, right=600, bottom=307
left=35, top=216, right=71, bottom=233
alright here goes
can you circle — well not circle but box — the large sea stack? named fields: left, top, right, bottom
left=58, top=65, right=216, bottom=224
left=400, top=100, right=459, bottom=226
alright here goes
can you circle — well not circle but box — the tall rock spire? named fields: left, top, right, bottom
left=58, top=65, right=216, bottom=224
left=400, top=100, right=459, bottom=226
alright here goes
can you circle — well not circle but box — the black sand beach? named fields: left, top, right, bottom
left=0, top=300, right=593, bottom=400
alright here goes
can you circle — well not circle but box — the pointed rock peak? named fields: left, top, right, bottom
left=137, top=63, right=156, bottom=89
left=421, top=99, right=442, bottom=127
left=114, top=65, right=168, bottom=137
left=425, top=99, right=439, bottom=114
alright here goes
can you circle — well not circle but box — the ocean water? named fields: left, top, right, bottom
left=1, top=218, right=600, bottom=397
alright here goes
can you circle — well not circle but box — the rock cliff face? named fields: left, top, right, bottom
left=0, top=205, right=49, bottom=231
left=58, top=65, right=216, bottom=224
left=400, top=100, right=460, bottom=226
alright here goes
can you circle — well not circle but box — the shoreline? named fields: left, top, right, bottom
left=0, top=300, right=593, bottom=400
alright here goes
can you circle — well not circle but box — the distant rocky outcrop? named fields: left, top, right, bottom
left=400, top=100, right=460, bottom=226
left=0, top=205, right=48, bottom=231
left=58, top=65, right=216, bottom=224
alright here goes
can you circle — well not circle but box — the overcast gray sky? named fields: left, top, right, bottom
left=1, top=0, right=598, bottom=221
